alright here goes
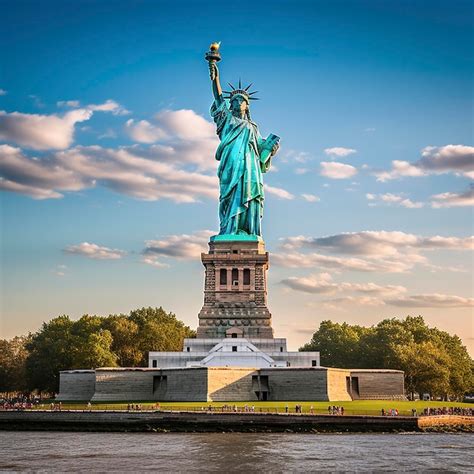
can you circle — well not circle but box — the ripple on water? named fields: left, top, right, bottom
left=0, top=432, right=473, bottom=472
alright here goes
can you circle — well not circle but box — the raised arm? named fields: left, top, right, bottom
left=209, top=62, right=223, bottom=105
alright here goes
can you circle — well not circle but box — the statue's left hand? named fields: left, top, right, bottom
left=271, top=142, right=280, bottom=155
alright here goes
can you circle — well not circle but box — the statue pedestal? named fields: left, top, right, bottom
left=197, top=238, right=274, bottom=339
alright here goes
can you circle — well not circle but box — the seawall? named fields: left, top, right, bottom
left=1, top=410, right=471, bottom=433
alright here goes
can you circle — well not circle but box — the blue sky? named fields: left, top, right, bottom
left=1, top=0, right=473, bottom=354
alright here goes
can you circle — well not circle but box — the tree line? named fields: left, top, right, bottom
left=0, top=307, right=195, bottom=394
left=300, top=316, right=473, bottom=400
left=1, top=311, right=472, bottom=400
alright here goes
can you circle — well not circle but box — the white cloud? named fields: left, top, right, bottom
left=0, top=100, right=128, bottom=150
left=98, top=128, right=117, bottom=140
left=0, top=144, right=89, bottom=199
left=322, top=296, right=383, bottom=308
left=0, top=89, right=7, bottom=96
left=380, top=193, right=405, bottom=203
left=280, top=273, right=406, bottom=296
left=281, top=231, right=473, bottom=256
left=124, top=109, right=219, bottom=173
left=126, top=109, right=215, bottom=144
left=374, top=160, right=426, bottom=182
left=264, top=184, right=295, bottom=200
left=431, top=188, right=474, bottom=208
left=125, top=119, right=167, bottom=143
left=0, top=109, right=93, bottom=150
left=366, top=192, right=424, bottom=209
left=57, top=100, right=81, bottom=108
left=284, top=150, right=311, bottom=163
left=28, top=95, right=45, bottom=108
left=398, top=199, right=424, bottom=209
left=324, top=147, right=356, bottom=158
left=274, top=231, right=473, bottom=274
left=54, top=264, right=67, bottom=277
left=294, top=167, right=309, bottom=175
left=0, top=140, right=219, bottom=202
left=419, top=145, right=474, bottom=177
left=386, top=293, right=474, bottom=308
left=272, top=251, right=413, bottom=273
left=301, top=193, right=320, bottom=202
left=141, top=256, right=170, bottom=268
left=88, top=99, right=130, bottom=116
left=364, top=128, right=376, bottom=132
left=155, top=109, right=215, bottom=140
left=281, top=275, right=472, bottom=310
left=0, top=177, right=63, bottom=199
left=281, top=273, right=336, bottom=294
left=64, top=242, right=126, bottom=260
left=143, top=230, right=213, bottom=261
left=374, top=145, right=474, bottom=182
left=320, top=161, right=358, bottom=179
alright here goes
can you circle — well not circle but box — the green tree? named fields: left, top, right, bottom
left=23, top=307, right=195, bottom=392
left=300, top=320, right=368, bottom=368
left=73, top=329, right=118, bottom=369
left=129, top=307, right=196, bottom=366
left=0, top=336, right=30, bottom=393
left=395, top=340, right=451, bottom=398
left=359, top=318, right=415, bottom=368
left=25, top=316, right=75, bottom=393
left=430, top=329, right=473, bottom=399
left=300, top=316, right=473, bottom=400
left=70, top=315, right=118, bottom=368
left=102, top=315, right=142, bottom=367
left=25, top=315, right=118, bottom=392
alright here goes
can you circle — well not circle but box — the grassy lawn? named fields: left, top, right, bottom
left=38, top=400, right=473, bottom=416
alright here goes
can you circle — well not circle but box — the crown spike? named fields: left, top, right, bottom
left=249, top=91, right=259, bottom=95
left=245, top=83, right=253, bottom=91
left=238, top=78, right=242, bottom=89
left=227, top=82, right=235, bottom=90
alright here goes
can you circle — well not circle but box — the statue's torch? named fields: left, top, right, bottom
left=205, top=42, right=221, bottom=81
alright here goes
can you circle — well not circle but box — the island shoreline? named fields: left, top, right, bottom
left=1, top=411, right=472, bottom=433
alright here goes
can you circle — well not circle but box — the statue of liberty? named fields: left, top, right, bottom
left=206, top=43, right=280, bottom=239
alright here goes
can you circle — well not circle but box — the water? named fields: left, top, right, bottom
left=1, top=432, right=472, bottom=472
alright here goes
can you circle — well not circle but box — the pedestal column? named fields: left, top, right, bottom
left=197, top=238, right=274, bottom=339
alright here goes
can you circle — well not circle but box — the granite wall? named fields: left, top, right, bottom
left=327, top=368, right=352, bottom=401
left=260, top=368, right=330, bottom=401
left=351, top=370, right=405, bottom=399
left=92, top=368, right=209, bottom=402
left=57, top=367, right=405, bottom=402
left=208, top=368, right=257, bottom=401
left=57, top=370, right=95, bottom=402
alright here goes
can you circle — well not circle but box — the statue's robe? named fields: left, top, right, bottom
left=211, top=100, right=272, bottom=237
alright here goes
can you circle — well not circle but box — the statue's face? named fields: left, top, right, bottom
left=230, top=96, right=248, bottom=118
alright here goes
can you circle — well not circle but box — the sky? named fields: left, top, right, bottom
left=0, top=0, right=473, bottom=355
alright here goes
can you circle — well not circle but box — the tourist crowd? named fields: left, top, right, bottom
left=0, top=396, right=41, bottom=410
left=2, top=397, right=473, bottom=417
left=421, top=406, right=473, bottom=416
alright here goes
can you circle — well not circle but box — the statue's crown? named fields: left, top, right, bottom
left=223, top=80, right=259, bottom=103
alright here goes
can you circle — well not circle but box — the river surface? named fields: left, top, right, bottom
left=1, top=431, right=472, bottom=472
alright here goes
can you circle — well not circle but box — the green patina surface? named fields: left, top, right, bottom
left=210, top=234, right=263, bottom=242
left=207, top=45, right=280, bottom=239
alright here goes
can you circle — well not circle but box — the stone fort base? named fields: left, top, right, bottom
left=57, top=367, right=405, bottom=403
